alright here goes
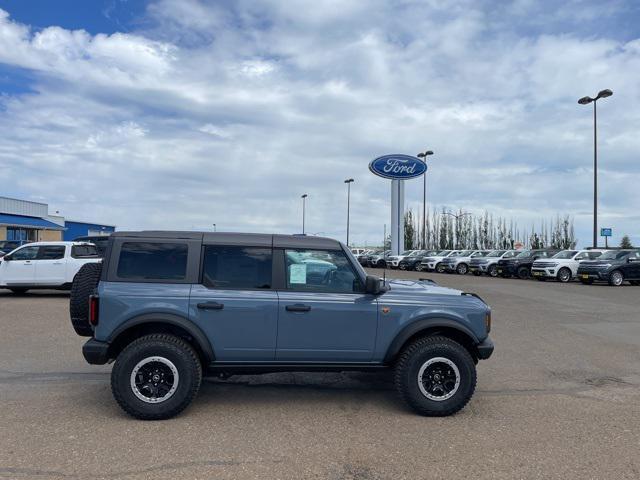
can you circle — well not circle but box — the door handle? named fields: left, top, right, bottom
left=197, top=302, right=224, bottom=310
left=285, top=304, right=311, bottom=312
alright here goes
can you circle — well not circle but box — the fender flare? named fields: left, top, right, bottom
left=384, top=316, right=480, bottom=363
left=108, top=313, right=215, bottom=363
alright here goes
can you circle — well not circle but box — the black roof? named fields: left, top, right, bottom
left=111, top=231, right=343, bottom=250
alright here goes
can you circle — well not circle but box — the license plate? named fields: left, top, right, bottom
left=533, top=271, right=542, bottom=276
left=470, top=267, right=478, bottom=271
left=497, top=269, right=503, bottom=273
left=581, top=274, right=589, bottom=279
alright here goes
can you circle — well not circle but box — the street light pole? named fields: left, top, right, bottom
left=441, top=210, right=472, bottom=249
left=212, top=223, right=216, bottom=232
left=417, top=150, right=433, bottom=250
left=301, top=194, right=308, bottom=234
left=344, top=178, right=354, bottom=246
left=578, top=89, right=613, bottom=248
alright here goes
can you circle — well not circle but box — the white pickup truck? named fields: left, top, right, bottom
left=0, top=242, right=101, bottom=294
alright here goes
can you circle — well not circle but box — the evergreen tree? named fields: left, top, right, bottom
left=620, top=235, right=633, bottom=248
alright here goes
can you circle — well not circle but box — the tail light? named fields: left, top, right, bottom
left=89, top=295, right=99, bottom=326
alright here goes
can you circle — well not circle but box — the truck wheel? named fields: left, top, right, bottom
left=488, top=265, right=499, bottom=277
left=394, top=336, right=476, bottom=416
left=557, top=267, right=572, bottom=283
left=436, top=263, right=446, bottom=273
left=69, top=262, right=102, bottom=337
left=456, top=263, right=469, bottom=275
left=608, top=270, right=624, bottom=287
left=9, top=288, right=28, bottom=294
left=111, top=334, right=202, bottom=420
left=517, top=266, right=530, bottom=279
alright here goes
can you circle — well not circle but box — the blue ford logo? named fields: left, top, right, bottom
left=369, top=154, right=427, bottom=180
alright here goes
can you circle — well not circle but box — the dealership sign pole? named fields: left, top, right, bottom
left=369, top=154, right=427, bottom=255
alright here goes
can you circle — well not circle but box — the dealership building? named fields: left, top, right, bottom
left=0, top=196, right=115, bottom=242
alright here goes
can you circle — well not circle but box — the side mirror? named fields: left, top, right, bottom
left=2, top=254, right=11, bottom=261
left=365, top=275, right=382, bottom=295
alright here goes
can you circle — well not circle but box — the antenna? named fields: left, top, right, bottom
left=383, top=223, right=388, bottom=285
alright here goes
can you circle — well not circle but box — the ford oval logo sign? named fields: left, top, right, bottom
left=369, top=154, right=427, bottom=180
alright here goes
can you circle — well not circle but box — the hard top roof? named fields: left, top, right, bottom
left=111, top=231, right=343, bottom=249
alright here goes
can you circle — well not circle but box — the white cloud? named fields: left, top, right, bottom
left=0, top=2, right=639, bottom=246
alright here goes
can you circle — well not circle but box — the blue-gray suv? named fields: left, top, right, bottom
left=70, top=231, right=494, bottom=420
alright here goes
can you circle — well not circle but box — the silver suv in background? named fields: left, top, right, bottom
left=469, top=250, right=518, bottom=277
left=442, top=250, right=491, bottom=275
left=418, top=250, right=459, bottom=273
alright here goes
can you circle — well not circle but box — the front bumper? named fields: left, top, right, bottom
left=577, top=270, right=608, bottom=281
left=497, top=263, right=518, bottom=275
left=531, top=268, right=556, bottom=278
left=82, top=338, right=110, bottom=365
left=476, top=337, right=494, bottom=360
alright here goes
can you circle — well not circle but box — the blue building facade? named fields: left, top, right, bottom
left=63, top=220, right=116, bottom=241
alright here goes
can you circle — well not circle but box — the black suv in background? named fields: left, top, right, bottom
left=497, top=248, right=560, bottom=279
left=398, top=250, right=440, bottom=270
left=577, top=250, right=640, bottom=286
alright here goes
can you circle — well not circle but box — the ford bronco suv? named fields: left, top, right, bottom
left=70, top=231, right=494, bottom=420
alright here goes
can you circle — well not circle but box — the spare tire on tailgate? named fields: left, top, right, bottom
left=70, top=262, right=103, bottom=336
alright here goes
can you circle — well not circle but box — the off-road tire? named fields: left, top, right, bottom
left=557, top=267, right=572, bottom=283
left=69, top=262, right=102, bottom=336
left=9, top=287, right=28, bottom=294
left=517, top=266, right=530, bottom=279
left=394, top=336, right=477, bottom=416
left=608, top=270, right=624, bottom=287
left=111, top=334, right=202, bottom=420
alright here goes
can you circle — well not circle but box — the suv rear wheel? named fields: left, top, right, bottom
left=394, top=336, right=476, bottom=416
left=456, top=263, right=469, bottom=275
left=488, top=265, right=499, bottom=277
left=436, top=263, right=446, bottom=273
left=517, top=266, right=530, bottom=279
left=111, top=334, right=202, bottom=420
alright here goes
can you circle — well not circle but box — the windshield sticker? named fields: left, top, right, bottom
left=290, top=264, right=307, bottom=284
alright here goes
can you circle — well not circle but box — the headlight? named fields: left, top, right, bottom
left=549, top=263, right=558, bottom=267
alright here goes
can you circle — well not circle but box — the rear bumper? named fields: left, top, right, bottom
left=82, top=338, right=110, bottom=365
left=476, top=337, right=494, bottom=360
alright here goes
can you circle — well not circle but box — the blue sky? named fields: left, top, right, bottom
left=0, top=0, right=638, bottom=247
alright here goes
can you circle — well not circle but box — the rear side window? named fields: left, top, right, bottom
left=38, top=246, right=66, bottom=260
left=71, top=245, right=99, bottom=258
left=201, top=246, right=272, bottom=289
left=117, top=242, right=188, bottom=280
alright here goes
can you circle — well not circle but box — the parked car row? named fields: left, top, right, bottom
left=352, top=247, right=640, bottom=287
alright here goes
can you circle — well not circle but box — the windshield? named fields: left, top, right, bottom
left=486, top=250, right=506, bottom=257
left=552, top=250, right=578, bottom=259
left=452, top=250, right=473, bottom=257
left=598, top=250, right=631, bottom=260
left=503, top=250, right=518, bottom=258
left=516, top=250, right=533, bottom=258
left=407, top=251, right=422, bottom=257
left=435, top=250, right=449, bottom=256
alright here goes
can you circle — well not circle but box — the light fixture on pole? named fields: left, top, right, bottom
left=344, top=178, right=354, bottom=246
left=301, top=194, right=308, bottom=234
left=212, top=223, right=216, bottom=232
left=578, top=88, right=613, bottom=248
left=417, top=150, right=434, bottom=249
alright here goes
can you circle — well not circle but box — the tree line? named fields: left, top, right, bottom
left=402, top=207, right=577, bottom=250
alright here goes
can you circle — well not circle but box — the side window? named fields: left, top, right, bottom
left=117, top=242, right=188, bottom=281
left=38, top=246, right=66, bottom=260
left=575, top=252, right=588, bottom=260
left=71, top=245, right=98, bottom=258
left=201, top=246, right=272, bottom=289
left=284, top=249, right=363, bottom=293
left=588, top=252, right=602, bottom=259
left=10, top=246, right=39, bottom=260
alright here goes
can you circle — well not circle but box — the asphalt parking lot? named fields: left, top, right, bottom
left=1, top=271, right=639, bottom=480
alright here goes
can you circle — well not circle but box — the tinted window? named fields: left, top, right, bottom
left=285, top=249, right=363, bottom=293
left=38, top=246, right=66, bottom=260
left=10, top=246, right=39, bottom=260
left=117, top=242, right=188, bottom=280
left=202, top=246, right=272, bottom=289
left=71, top=245, right=99, bottom=258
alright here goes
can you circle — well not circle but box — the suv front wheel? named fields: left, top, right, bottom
left=111, top=334, right=202, bottom=420
left=394, top=336, right=476, bottom=416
